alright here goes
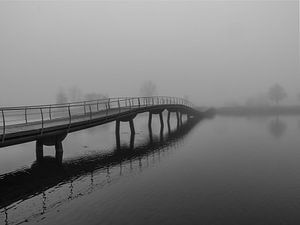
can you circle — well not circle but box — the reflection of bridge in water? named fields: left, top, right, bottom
left=0, top=117, right=202, bottom=225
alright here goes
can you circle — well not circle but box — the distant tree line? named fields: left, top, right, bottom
left=55, top=80, right=189, bottom=105
left=56, top=86, right=108, bottom=104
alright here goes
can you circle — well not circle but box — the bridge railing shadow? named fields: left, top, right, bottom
left=0, top=117, right=201, bottom=225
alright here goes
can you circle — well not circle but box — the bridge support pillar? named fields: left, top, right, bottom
left=129, top=119, right=135, bottom=135
left=130, top=133, right=135, bottom=149
left=115, top=120, right=120, bottom=138
left=159, top=112, right=164, bottom=130
left=35, top=133, right=66, bottom=165
left=115, top=118, right=136, bottom=148
left=176, top=112, right=180, bottom=127
left=148, top=112, right=152, bottom=128
left=167, top=111, right=171, bottom=124
left=148, top=110, right=164, bottom=130
left=180, top=112, right=183, bottom=125
left=36, top=140, right=44, bottom=162
left=55, top=141, right=64, bottom=165
left=167, top=111, right=171, bottom=132
left=115, top=120, right=121, bottom=149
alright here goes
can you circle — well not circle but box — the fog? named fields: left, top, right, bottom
left=0, top=0, right=298, bottom=107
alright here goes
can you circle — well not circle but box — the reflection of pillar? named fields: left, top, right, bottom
left=115, top=120, right=120, bottom=149
left=139, top=157, right=142, bottom=170
left=106, top=166, right=111, bottom=183
left=146, top=155, right=149, bottom=167
left=148, top=112, right=153, bottom=128
left=119, top=162, right=123, bottom=176
left=42, top=192, right=46, bottom=214
left=91, top=172, right=94, bottom=187
left=36, top=140, right=44, bottom=162
left=4, top=207, right=8, bottom=225
left=68, top=181, right=73, bottom=200
left=55, top=142, right=63, bottom=165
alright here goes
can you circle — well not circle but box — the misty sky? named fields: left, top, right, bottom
left=0, top=0, right=299, bottom=106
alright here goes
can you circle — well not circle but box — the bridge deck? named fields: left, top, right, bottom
left=0, top=107, right=126, bottom=135
left=0, top=97, right=198, bottom=147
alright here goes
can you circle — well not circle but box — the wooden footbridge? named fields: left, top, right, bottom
left=0, top=96, right=202, bottom=162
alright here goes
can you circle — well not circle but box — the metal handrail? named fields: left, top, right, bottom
left=0, top=96, right=195, bottom=141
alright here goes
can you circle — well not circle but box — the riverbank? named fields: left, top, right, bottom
left=216, top=105, right=300, bottom=116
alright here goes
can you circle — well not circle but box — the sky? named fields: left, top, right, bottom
left=0, top=0, right=299, bottom=106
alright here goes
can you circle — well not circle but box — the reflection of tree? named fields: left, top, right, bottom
left=268, top=117, right=287, bottom=139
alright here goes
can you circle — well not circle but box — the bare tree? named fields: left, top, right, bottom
left=56, top=88, right=68, bottom=104
left=140, top=80, right=157, bottom=97
left=68, top=86, right=83, bottom=102
left=268, top=83, right=287, bottom=105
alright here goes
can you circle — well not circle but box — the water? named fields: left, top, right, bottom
left=1, top=114, right=300, bottom=225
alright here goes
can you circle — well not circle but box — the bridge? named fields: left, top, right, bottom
left=0, top=96, right=202, bottom=163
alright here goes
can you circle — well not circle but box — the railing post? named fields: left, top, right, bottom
left=49, top=106, right=52, bottom=120
left=89, top=104, right=92, bottom=120
left=25, top=107, right=28, bottom=124
left=97, top=100, right=99, bottom=112
left=108, top=99, right=111, bottom=110
left=129, top=98, right=132, bottom=109
left=105, top=102, right=108, bottom=115
left=118, top=99, right=121, bottom=113
left=1, top=109, right=5, bottom=143
left=40, top=108, right=44, bottom=135
left=84, top=101, right=87, bottom=115
left=68, top=104, right=72, bottom=132
left=138, top=98, right=141, bottom=108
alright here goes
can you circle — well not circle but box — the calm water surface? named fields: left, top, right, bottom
left=1, top=114, right=300, bottom=225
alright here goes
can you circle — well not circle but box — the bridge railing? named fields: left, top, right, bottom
left=0, top=96, right=194, bottom=141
